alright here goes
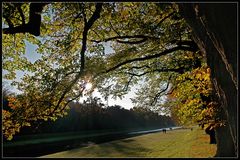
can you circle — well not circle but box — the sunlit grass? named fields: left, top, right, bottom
left=40, top=126, right=216, bottom=158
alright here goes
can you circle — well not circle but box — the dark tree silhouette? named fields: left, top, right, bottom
left=3, top=3, right=48, bottom=36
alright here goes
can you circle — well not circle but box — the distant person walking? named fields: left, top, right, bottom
left=163, top=129, right=167, bottom=133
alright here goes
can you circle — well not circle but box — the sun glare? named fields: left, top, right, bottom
left=85, top=82, right=93, bottom=90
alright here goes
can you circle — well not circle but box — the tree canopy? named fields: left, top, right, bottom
left=2, top=2, right=221, bottom=140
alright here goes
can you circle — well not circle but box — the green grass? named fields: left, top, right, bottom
left=40, top=126, right=217, bottom=158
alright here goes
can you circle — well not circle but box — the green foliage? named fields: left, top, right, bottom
left=2, top=3, right=30, bottom=27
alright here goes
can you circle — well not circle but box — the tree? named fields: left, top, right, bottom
left=164, top=65, right=220, bottom=126
left=2, top=2, right=191, bottom=138
left=2, top=82, right=13, bottom=100
left=2, top=2, right=103, bottom=139
left=2, top=2, right=237, bottom=157
left=2, top=3, right=48, bottom=36
left=179, top=3, right=237, bottom=157
left=15, top=97, right=174, bottom=136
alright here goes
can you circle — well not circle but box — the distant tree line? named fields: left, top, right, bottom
left=3, top=96, right=175, bottom=136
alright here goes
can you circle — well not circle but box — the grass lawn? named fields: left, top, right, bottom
left=40, top=126, right=217, bottom=158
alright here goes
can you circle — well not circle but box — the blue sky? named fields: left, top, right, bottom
left=3, top=40, right=136, bottom=110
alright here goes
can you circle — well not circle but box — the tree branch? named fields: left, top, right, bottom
left=152, top=11, right=176, bottom=31
left=91, top=35, right=159, bottom=43
left=124, top=67, right=186, bottom=77
left=104, top=45, right=198, bottom=73
left=49, top=3, right=103, bottom=116
left=123, top=75, right=134, bottom=92
left=150, top=75, right=172, bottom=105
left=121, top=65, right=151, bottom=71
left=2, top=3, right=48, bottom=36
left=116, top=38, right=148, bottom=44
left=109, top=21, right=121, bottom=36
left=16, top=4, right=26, bottom=25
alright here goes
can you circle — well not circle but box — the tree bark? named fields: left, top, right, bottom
left=179, top=3, right=237, bottom=157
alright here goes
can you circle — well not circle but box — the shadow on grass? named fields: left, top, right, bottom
left=4, top=127, right=170, bottom=157
left=106, top=141, right=151, bottom=157
left=56, top=138, right=151, bottom=158
left=3, top=132, right=145, bottom=157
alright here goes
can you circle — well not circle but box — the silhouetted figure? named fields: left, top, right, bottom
left=201, top=123, right=205, bottom=129
left=163, top=129, right=167, bottom=133
left=205, top=124, right=216, bottom=144
left=191, top=128, right=193, bottom=131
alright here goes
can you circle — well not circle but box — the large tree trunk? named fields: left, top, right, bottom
left=215, top=122, right=235, bottom=156
left=179, top=3, right=237, bottom=157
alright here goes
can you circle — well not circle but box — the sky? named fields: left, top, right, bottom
left=3, top=40, right=136, bottom=110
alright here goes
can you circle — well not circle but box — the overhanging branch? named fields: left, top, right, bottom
left=91, top=35, right=159, bottom=43
left=49, top=3, right=103, bottom=115
left=150, top=75, right=172, bottom=105
left=152, top=11, right=176, bottom=31
left=116, top=38, right=148, bottom=44
left=104, top=45, right=198, bottom=73
left=124, top=67, right=186, bottom=77
left=2, top=3, right=48, bottom=36
left=16, top=4, right=26, bottom=25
